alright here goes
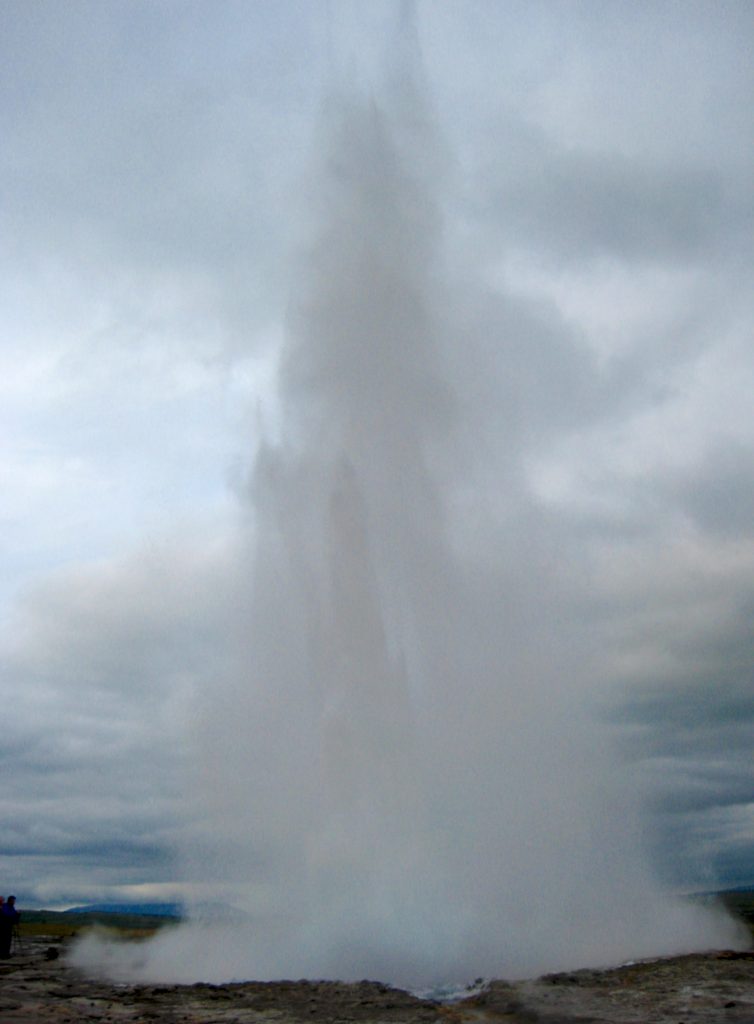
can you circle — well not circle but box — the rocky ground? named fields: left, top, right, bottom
left=0, top=935, right=753, bottom=1022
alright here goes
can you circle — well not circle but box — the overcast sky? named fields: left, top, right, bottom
left=1, top=0, right=753, bottom=911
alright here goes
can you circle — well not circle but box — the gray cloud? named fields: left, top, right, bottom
left=0, top=534, right=242, bottom=903
left=1, top=1, right=322, bottom=354
left=477, top=125, right=742, bottom=264
left=662, top=442, right=754, bottom=540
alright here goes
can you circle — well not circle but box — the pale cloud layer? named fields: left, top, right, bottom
left=1, top=0, right=752, bottom=924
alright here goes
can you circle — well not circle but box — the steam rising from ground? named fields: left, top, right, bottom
left=73, top=52, right=744, bottom=987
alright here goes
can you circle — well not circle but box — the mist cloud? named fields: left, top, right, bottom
left=69, top=36, right=746, bottom=983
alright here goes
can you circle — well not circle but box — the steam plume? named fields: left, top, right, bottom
left=72, top=34, right=744, bottom=989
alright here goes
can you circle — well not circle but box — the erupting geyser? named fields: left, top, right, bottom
left=73, top=33, right=745, bottom=989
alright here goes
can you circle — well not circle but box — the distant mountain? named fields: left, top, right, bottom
left=66, top=902, right=183, bottom=918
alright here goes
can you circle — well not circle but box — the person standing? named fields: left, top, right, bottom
left=0, top=896, right=19, bottom=958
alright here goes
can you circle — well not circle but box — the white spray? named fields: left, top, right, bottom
left=72, top=31, right=745, bottom=989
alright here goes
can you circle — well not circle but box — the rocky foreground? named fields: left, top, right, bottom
left=1, top=935, right=753, bottom=1022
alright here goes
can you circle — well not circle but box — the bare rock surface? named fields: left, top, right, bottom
left=1, top=936, right=753, bottom=1022
left=461, top=951, right=754, bottom=1023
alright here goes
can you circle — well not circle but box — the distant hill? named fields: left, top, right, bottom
left=66, top=902, right=183, bottom=918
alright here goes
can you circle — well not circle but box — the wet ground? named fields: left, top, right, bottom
left=1, top=935, right=753, bottom=1022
